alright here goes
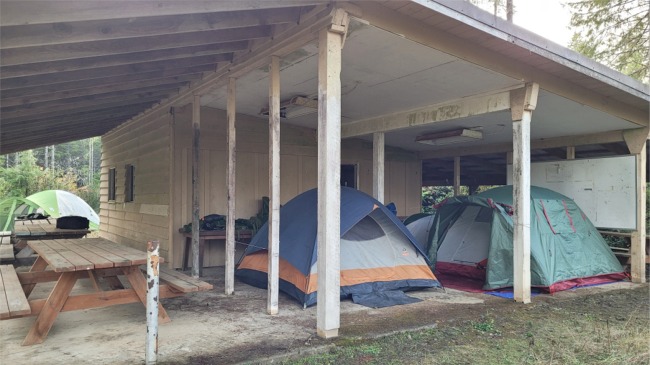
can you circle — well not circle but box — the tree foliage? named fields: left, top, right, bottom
left=0, top=138, right=101, bottom=211
left=568, top=0, right=650, bottom=81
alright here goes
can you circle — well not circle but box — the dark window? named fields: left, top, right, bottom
left=125, top=164, right=135, bottom=202
left=108, top=168, right=116, bottom=201
left=341, top=164, right=357, bottom=188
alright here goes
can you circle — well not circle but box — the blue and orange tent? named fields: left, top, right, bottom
left=236, top=187, right=441, bottom=307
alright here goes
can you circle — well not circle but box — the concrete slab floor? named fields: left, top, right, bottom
left=0, top=266, right=640, bottom=364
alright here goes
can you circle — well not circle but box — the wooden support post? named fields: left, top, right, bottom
left=225, top=77, right=237, bottom=295
left=625, top=129, right=649, bottom=283
left=453, top=156, right=461, bottom=196
left=145, top=240, right=160, bottom=365
left=268, top=55, right=281, bottom=315
left=372, top=132, right=385, bottom=203
left=191, top=95, right=201, bottom=278
left=510, top=83, right=539, bottom=304
left=317, top=11, right=347, bottom=339
left=566, top=146, right=575, bottom=160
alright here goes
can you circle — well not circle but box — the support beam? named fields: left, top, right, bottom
left=191, top=95, right=201, bottom=278
left=225, top=77, right=237, bottom=295
left=511, top=83, right=539, bottom=304
left=267, top=55, right=281, bottom=315
left=453, top=156, right=461, bottom=196
left=625, top=128, right=649, bottom=283
left=342, top=88, right=513, bottom=138
left=372, top=132, right=385, bottom=203
left=418, top=129, right=627, bottom=160
left=317, top=11, right=347, bottom=339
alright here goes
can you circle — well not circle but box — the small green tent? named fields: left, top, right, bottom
left=425, top=186, right=626, bottom=292
left=0, top=197, right=40, bottom=231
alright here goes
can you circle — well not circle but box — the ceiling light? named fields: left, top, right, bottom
left=260, top=96, right=318, bottom=119
left=415, top=128, right=483, bottom=146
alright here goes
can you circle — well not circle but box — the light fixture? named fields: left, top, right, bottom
left=415, top=128, right=483, bottom=146
left=259, top=96, right=318, bottom=119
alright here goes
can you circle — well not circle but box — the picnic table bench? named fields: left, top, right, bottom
left=0, top=238, right=213, bottom=345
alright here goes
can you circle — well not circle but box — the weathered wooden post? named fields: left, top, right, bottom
left=146, top=240, right=160, bottom=364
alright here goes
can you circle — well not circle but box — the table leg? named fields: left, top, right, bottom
left=22, top=271, right=80, bottom=346
left=122, top=266, right=171, bottom=324
left=23, top=256, right=49, bottom=298
left=198, top=238, right=205, bottom=277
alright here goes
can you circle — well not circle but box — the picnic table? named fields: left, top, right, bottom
left=0, top=238, right=212, bottom=345
left=13, top=218, right=90, bottom=241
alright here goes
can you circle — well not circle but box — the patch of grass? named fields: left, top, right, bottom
left=281, top=288, right=649, bottom=365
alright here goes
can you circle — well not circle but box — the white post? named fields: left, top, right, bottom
left=225, top=77, right=237, bottom=295
left=512, top=112, right=532, bottom=303
left=317, top=16, right=346, bottom=338
left=268, top=55, right=281, bottom=315
left=191, top=95, right=201, bottom=278
left=631, top=143, right=647, bottom=283
left=510, top=83, right=538, bottom=304
left=453, top=156, right=461, bottom=196
left=145, top=240, right=160, bottom=365
left=372, top=132, right=385, bottom=203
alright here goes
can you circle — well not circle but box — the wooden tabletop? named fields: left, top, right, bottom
left=13, top=219, right=90, bottom=238
left=28, top=238, right=153, bottom=272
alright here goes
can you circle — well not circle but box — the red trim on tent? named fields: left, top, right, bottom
left=561, top=200, right=576, bottom=232
left=539, top=199, right=558, bottom=234
left=546, top=272, right=629, bottom=293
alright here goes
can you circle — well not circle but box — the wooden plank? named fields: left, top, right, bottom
left=157, top=267, right=212, bottom=291
left=28, top=241, right=75, bottom=272
left=0, top=245, right=13, bottom=262
left=317, top=24, right=343, bottom=339
left=54, top=239, right=113, bottom=269
left=22, top=271, right=79, bottom=345
left=0, top=266, right=11, bottom=319
left=83, top=239, right=148, bottom=265
left=42, top=240, right=94, bottom=271
left=0, top=265, right=31, bottom=317
left=71, top=241, right=132, bottom=267
left=268, top=55, right=281, bottom=315
left=121, top=266, right=170, bottom=324
left=453, top=156, right=461, bottom=196
left=23, top=285, right=184, bottom=318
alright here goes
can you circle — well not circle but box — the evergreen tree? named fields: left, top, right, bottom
left=568, top=0, right=650, bottom=82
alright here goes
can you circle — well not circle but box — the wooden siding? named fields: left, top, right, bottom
left=170, top=106, right=421, bottom=268
left=100, top=112, right=172, bottom=259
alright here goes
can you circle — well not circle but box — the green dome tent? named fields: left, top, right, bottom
left=425, top=186, right=626, bottom=292
left=26, top=190, right=100, bottom=230
left=0, top=197, right=40, bottom=231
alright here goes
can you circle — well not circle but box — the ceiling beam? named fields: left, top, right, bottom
left=1, top=8, right=302, bottom=48
left=341, top=87, right=515, bottom=138
left=1, top=124, right=124, bottom=154
left=346, top=1, right=648, bottom=127
left=1, top=100, right=156, bottom=123
left=1, top=76, right=197, bottom=106
left=1, top=69, right=208, bottom=99
left=0, top=25, right=271, bottom=66
left=417, top=130, right=627, bottom=159
left=2, top=106, right=145, bottom=127
left=1, top=41, right=247, bottom=78
left=1, top=55, right=231, bottom=89
left=110, top=4, right=336, bottom=133
left=0, top=1, right=326, bottom=26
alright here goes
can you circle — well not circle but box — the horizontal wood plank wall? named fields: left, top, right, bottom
left=100, top=112, right=172, bottom=258
left=169, top=106, right=420, bottom=268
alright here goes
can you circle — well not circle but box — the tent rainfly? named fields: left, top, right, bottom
left=423, top=186, right=626, bottom=292
left=236, top=187, right=442, bottom=307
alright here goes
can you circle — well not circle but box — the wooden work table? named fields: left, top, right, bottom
left=181, top=230, right=253, bottom=274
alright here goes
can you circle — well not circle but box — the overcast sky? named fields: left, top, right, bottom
left=474, top=0, right=574, bottom=46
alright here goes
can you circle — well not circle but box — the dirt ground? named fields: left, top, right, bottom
left=0, top=267, right=647, bottom=365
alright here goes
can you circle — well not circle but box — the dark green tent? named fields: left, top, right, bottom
left=424, top=186, right=626, bottom=292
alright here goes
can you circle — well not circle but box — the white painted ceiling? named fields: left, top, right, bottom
left=202, top=19, right=640, bottom=153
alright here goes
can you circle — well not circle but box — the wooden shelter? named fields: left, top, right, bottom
left=1, top=1, right=648, bottom=338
